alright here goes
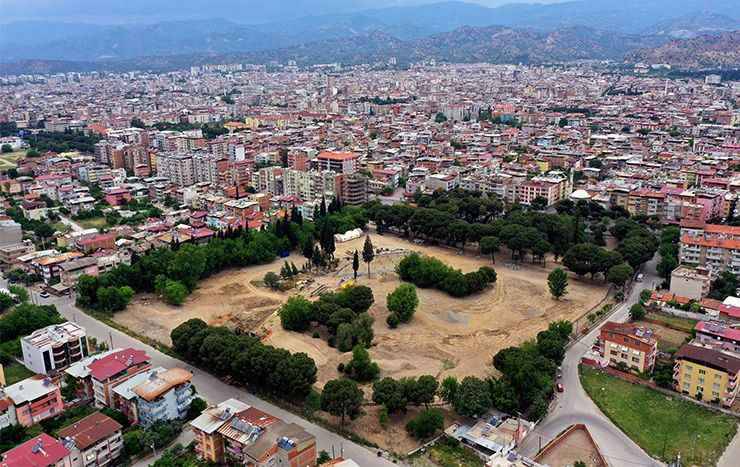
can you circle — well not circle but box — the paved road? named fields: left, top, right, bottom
left=12, top=284, right=396, bottom=467
left=59, top=216, right=85, bottom=233
left=518, top=256, right=663, bottom=467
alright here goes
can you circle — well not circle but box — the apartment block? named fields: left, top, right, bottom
left=58, top=411, right=123, bottom=467
left=155, top=153, right=196, bottom=187
left=191, top=399, right=317, bottom=466
left=669, top=266, right=711, bottom=300
left=87, top=348, right=151, bottom=408
left=1, top=433, right=71, bottom=467
left=599, top=322, right=658, bottom=373
left=2, top=376, right=65, bottom=427
left=674, top=343, right=740, bottom=407
left=315, top=151, right=357, bottom=174
left=132, top=368, right=194, bottom=426
left=21, top=322, right=89, bottom=375
left=678, top=223, right=740, bottom=273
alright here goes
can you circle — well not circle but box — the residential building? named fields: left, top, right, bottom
left=87, top=348, right=151, bottom=408
left=315, top=151, right=357, bottom=174
left=0, top=433, right=71, bottom=467
left=58, top=412, right=123, bottom=467
left=695, top=321, right=740, bottom=354
left=599, top=322, right=658, bottom=373
left=669, top=266, right=712, bottom=300
left=132, top=368, right=194, bottom=426
left=21, top=322, right=88, bottom=375
left=674, top=343, right=740, bottom=407
left=2, top=376, right=64, bottom=427
left=191, top=398, right=250, bottom=463
left=191, top=399, right=317, bottom=466
left=155, top=153, right=196, bottom=187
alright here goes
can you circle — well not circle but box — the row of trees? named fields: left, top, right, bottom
left=396, top=253, right=497, bottom=298
left=77, top=228, right=288, bottom=311
left=171, top=319, right=317, bottom=400
left=278, top=285, right=375, bottom=352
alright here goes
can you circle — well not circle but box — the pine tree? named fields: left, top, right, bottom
left=362, top=236, right=375, bottom=277
left=303, top=240, right=314, bottom=270
left=548, top=268, right=569, bottom=300
left=352, top=250, right=360, bottom=279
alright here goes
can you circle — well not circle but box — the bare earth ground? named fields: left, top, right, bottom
left=117, top=233, right=607, bottom=386
left=115, top=233, right=608, bottom=455
left=534, top=427, right=604, bottom=467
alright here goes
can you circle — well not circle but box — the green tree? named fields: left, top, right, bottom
left=439, top=376, right=458, bottom=404
left=8, top=285, right=28, bottom=303
left=480, top=236, right=500, bottom=264
left=547, top=268, right=568, bottom=300
left=362, top=236, right=375, bottom=277
left=1, top=144, right=11, bottom=153
left=263, top=271, right=281, bottom=290
left=344, top=345, right=380, bottom=382
left=607, top=263, right=634, bottom=289
left=657, top=255, right=678, bottom=281
left=336, top=323, right=355, bottom=352
left=373, top=377, right=408, bottom=413
left=629, top=303, right=646, bottom=321
left=352, top=250, right=360, bottom=279
left=162, top=280, right=188, bottom=306
left=278, top=296, right=314, bottom=332
left=386, top=283, right=419, bottom=323
left=411, top=375, right=438, bottom=408
left=406, top=408, right=444, bottom=439
left=453, top=376, right=492, bottom=417
left=320, top=379, right=363, bottom=428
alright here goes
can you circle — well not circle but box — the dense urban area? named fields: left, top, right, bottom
left=0, top=12, right=740, bottom=466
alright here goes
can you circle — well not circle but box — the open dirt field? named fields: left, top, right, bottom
left=116, top=232, right=608, bottom=387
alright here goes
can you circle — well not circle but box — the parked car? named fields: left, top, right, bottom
left=39, top=291, right=50, bottom=298
left=556, top=383, right=564, bottom=393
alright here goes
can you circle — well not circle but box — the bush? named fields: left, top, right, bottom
left=344, top=345, right=380, bottom=382
left=406, top=408, right=444, bottom=439
left=386, top=313, right=400, bottom=328
left=386, top=283, right=418, bottom=323
left=162, top=280, right=188, bottom=306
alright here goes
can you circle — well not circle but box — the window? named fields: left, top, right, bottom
left=698, top=369, right=706, bottom=375
left=632, top=356, right=640, bottom=363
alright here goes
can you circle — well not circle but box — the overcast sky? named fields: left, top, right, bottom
left=0, top=0, right=571, bottom=24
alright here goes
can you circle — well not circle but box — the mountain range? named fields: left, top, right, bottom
left=1, top=1, right=738, bottom=73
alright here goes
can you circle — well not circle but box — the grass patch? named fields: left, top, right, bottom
left=646, top=312, right=697, bottom=333
left=427, top=438, right=485, bottom=467
left=0, top=150, right=25, bottom=170
left=2, top=362, right=34, bottom=385
left=580, top=365, right=737, bottom=465
left=75, top=217, right=109, bottom=230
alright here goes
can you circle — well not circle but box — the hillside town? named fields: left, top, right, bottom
left=0, top=61, right=739, bottom=467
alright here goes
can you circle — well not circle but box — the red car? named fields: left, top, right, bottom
left=556, top=383, right=564, bottom=393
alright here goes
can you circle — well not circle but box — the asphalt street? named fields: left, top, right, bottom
left=518, top=256, right=663, bottom=467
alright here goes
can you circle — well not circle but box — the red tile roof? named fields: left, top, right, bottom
left=1, top=434, right=70, bottom=467
left=57, top=412, right=122, bottom=450
left=88, top=348, right=149, bottom=381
